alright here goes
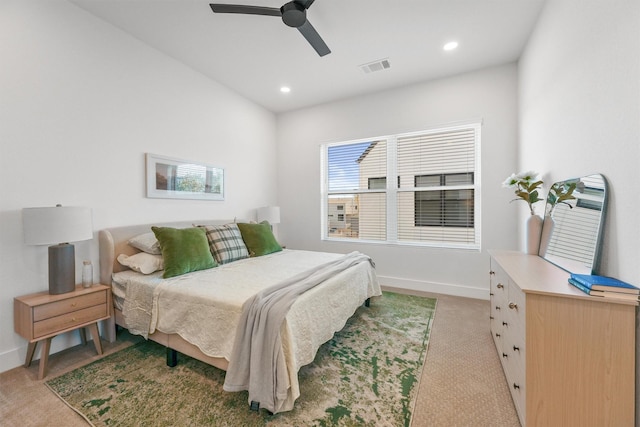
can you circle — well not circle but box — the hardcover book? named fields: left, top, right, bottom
left=570, top=274, right=640, bottom=295
left=568, top=278, right=640, bottom=301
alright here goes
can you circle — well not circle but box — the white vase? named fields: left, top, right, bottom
left=538, top=216, right=555, bottom=256
left=525, top=214, right=543, bottom=255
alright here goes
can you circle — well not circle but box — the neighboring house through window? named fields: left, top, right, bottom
left=322, top=122, right=481, bottom=249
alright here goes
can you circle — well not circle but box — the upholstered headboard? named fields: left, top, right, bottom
left=98, top=220, right=233, bottom=285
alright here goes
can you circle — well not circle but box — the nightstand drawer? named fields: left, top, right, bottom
left=33, top=291, right=106, bottom=321
left=34, top=304, right=107, bottom=338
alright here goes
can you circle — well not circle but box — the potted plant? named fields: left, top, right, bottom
left=503, top=171, right=544, bottom=254
left=502, top=171, right=544, bottom=215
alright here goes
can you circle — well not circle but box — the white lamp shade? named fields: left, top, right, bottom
left=23, top=206, right=93, bottom=245
left=257, top=206, right=280, bottom=225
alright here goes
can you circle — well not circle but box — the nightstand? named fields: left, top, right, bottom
left=14, top=284, right=112, bottom=379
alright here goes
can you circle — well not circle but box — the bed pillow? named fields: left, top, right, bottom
left=117, top=252, right=164, bottom=274
left=127, top=232, right=162, bottom=255
left=151, top=226, right=217, bottom=278
left=198, top=224, right=249, bottom=264
left=237, top=221, right=282, bottom=257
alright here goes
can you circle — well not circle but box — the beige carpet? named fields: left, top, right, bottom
left=0, top=288, right=519, bottom=427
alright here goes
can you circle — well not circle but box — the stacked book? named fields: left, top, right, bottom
left=569, top=274, right=640, bottom=303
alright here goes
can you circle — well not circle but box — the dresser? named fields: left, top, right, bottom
left=489, top=250, right=636, bottom=426
left=14, top=284, right=111, bottom=379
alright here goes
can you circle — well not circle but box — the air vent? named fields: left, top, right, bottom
left=359, top=58, right=391, bottom=74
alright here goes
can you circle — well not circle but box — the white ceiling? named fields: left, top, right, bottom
left=70, top=0, right=545, bottom=113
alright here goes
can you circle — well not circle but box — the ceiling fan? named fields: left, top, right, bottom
left=209, top=0, right=331, bottom=57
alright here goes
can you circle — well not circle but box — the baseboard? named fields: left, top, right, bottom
left=378, top=275, right=489, bottom=300
left=0, top=347, right=25, bottom=375
left=0, top=331, right=83, bottom=375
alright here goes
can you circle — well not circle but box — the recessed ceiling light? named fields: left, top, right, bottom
left=443, top=41, right=459, bottom=51
left=280, top=86, right=291, bottom=93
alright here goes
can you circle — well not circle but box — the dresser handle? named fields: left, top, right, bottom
left=513, top=383, right=520, bottom=390
left=489, top=316, right=494, bottom=320
left=490, top=292, right=494, bottom=296
left=508, top=302, right=518, bottom=310
left=513, top=345, right=520, bottom=352
left=502, top=353, right=508, bottom=358
left=71, top=302, right=77, bottom=307
left=495, top=306, right=501, bottom=310
left=495, top=333, right=501, bottom=338
left=71, top=317, right=77, bottom=322
left=497, top=283, right=504, bottom=289
left=502, top=321, right=508, bottom=326
left=489, top=271, right=495, bottom=276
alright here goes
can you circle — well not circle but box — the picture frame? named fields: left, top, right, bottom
left=146, top=153, right=224, bottom=200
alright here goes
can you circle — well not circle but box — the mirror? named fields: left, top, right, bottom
left=538, top=174, right=608, bottom=274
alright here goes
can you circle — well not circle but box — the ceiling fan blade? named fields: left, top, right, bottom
left=209, top=4, right=281, bottom=17
left=297, top=20, right=330, bottom=56
left=294, top=0, right=316, bottom=10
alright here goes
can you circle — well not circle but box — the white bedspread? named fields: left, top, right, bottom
left=115, top=249, right=381, bottom=410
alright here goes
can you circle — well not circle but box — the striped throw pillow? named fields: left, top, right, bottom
left=199, top=224, right=249, bottom=264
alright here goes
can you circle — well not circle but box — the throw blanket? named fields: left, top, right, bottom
left=223, top=251, right=374, bottom=414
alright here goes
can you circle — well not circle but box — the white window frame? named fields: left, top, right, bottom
left=321, top=122, right=481, bottom=250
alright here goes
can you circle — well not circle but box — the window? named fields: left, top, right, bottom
left=368, top=176, right=400, bottom=189
left=322, top=123, right=480, bottom=249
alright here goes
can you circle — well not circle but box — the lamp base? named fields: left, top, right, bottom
left=49, top=243, right=76, bottom=295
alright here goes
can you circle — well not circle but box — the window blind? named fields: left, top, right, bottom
left=397, top=128, right=477, bottom=245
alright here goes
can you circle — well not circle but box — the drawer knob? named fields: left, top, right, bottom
left=502, top=353, right=508, bottom=358
left=495, top=306, right=501, bottom=310
left=71, top=317, right=77, bottom=322
left=71, top=302, right=77, bottom=307
left=508, top=302, right=518, bottom=310
left=489, top=316, right=494, bottom=320
left=513, top=345, right=520, bottom=352
left=502, top=321, right=508, bottom=326
left=513, top=383, right=520, bottom=390
left=495, top=333, right=501, bottom=338
left=497, top=283, right=504, bottom=289
left=489, top=271, right=495, bottom=276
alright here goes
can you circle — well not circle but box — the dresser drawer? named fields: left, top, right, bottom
left=33, top=291, right=107, bottom=321
left=33, top=304, right=107, bottom=338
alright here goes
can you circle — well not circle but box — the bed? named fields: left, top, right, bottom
left=98, top=220, right=381, bottom=413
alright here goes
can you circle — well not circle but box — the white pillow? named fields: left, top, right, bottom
left=117, top=253, right=164, bottom=274
left=127, top=232, right=161, bottom=255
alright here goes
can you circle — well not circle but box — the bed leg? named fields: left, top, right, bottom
left=167, top=348, right=178, bottom=367
left=365, top=298, right=371, bottom=307
left=104, top=316, right=117, bottom=343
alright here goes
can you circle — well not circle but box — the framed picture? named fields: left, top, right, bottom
left=146, top=153, right=224, bottom=200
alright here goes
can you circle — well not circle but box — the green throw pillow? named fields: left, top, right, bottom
left=151, top=226, right=216, bottom=278
left=237, top=221, right=282, bottom=257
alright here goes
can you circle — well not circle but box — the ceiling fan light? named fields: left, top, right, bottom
left=280, top=86, right=291, bottom=93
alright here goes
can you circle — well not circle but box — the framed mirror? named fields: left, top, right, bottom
left=538, top=174, right=607, bottom=274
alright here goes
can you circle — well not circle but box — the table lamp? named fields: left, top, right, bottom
left=23, top=205, right=93, bottom=295
left=257, top=206, right=280, bottom=228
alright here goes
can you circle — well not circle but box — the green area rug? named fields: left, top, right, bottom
left=46, top=292, right=436, bottom=426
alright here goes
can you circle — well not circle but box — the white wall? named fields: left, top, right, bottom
left=276, top=64, right=519, bottom=298
left=519, top=0, right=639, bottom=286
left=0, top=1, right=277, bottom=373
left=518, top=0, right=639, bottom=416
